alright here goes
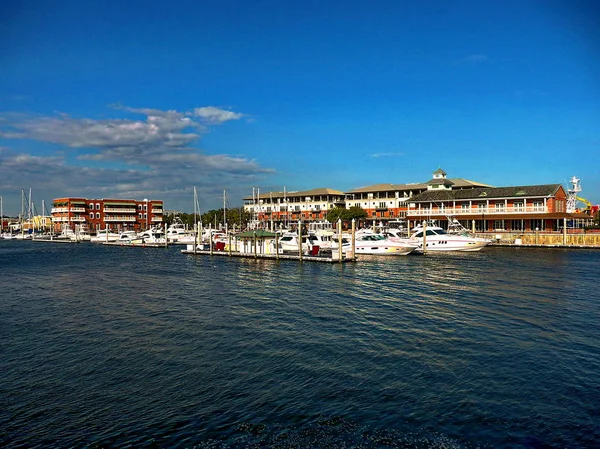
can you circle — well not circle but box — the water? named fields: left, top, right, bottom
left=1, top=241, right=599, bottom=448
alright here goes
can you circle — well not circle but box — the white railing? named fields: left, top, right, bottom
left=407, top=206, right=548, bottom=216
left=52, top=217, right=69, bottom=222
left=103, top=208, right=137, bottom=213
left=152, top=208, right=163, bottom=213
left=51, top=207, right=86, bottom=213
left=151, top=217, right=163, bottom=222
left=104, top=216, right=137, bottom=222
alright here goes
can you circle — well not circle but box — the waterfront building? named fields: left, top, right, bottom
left=406, top=169, right=593, bottom=232
left=245, top=168, right=595, bottom=231
left=243, top=188, right=345, bottom=226
left=345, top=169, right=491, bottom=221
left=51, top=197, right=164, bottom=233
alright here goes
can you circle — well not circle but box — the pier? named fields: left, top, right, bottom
left=181, top=248, right=354, bottom=263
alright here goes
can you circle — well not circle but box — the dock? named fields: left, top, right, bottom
left=181, top=248, right=355, bottom=263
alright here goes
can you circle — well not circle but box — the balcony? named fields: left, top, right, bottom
left=152, top=208, right=163, bottom=214
left=104, top=216, right=137, bottom=222
left=151, top=216, right=163, bottom=222
left=407, top=206, right=548, bottom=216
left=52, top=216, right=86, bottom=222
left=51, top=207, right=86, bottom=213
left=104, top=207, right=137, bottom=213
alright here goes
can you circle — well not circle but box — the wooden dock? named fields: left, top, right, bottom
left=181, top=248, right=355, bottom=263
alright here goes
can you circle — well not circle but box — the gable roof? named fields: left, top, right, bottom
left=244, top=188, right=344, bottom=200
left=409, top=184, right=563, bottom=202
left=345, top=178, right=491, bottom=194
left=236, top=230, right=279, bottom=238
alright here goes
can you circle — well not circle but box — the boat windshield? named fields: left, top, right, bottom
left=414, top=229, right=447, bottom=238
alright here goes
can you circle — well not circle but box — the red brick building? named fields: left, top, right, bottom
left=51, top=197, right=164, bottom=233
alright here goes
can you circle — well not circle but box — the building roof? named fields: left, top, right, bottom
left=409, top=184, right=563, bottom=202
left=236, top=230, right=279, bottom=238
left=346, top=178, right=491, bottom=194
left=426, top=178, right=455, bottom=186
left=245, top=188, right=344, bottom=200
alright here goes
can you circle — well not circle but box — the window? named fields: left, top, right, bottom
left=533, top=201, right=544, bottom=212
left=96, top=203, right=101, bottom=210
left=89, top=213, right=94, bottom=219
left=138, top=204, right=142, bottom=210
left=139, top=213, right=143, bottom=219
left=511, top=220, right=524, bottom=231
left=96, top=213, right=100, bottom=219
left=494, top=220, right=505, bottom=230
left=495, top=203, right=505, bottom=212
left=461, top=203, right=469, bottom=211
left=514, top=201, right=524, bottom=212
left=89, top=203, right=94, bottom=209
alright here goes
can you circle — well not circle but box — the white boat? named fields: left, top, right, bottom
left=71, top=224, right=91, bottom=241
left=114, top=230, right=139, bottom=244
left=409, top=225, right=491, bottom=252
left=166, top=218, right=196, bottom=244
left=129, top=227, right=167, bottom=246
left=91, top=229, right=121, bottom=243
left=278, top=232, right=309, bottom=252
left=354, top=233, right=417, bottom=256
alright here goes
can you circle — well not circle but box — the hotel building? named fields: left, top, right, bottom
left=243, top=188, right=346, bottom=224
left=405, top=169, right=589, bottom=232
left=51, top=197, right=164, bottom=232
left=245, top=168, right=593, bottom=231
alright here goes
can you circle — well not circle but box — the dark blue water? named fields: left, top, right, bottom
left=1, top=241, right=599, bottom=448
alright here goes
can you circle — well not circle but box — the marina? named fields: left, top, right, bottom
left=1, top=240, right=599, bottom=448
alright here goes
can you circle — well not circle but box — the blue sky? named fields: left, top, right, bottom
left=1, top=0, right=599, bottom=215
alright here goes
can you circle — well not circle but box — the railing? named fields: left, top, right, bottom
left=104, top=208, right=137, bottom=213
left=151, top=217, right=162, bottom=222
left=152, top=208, right=163, bottom=213
left=407, top=206, right=548, bottom=216
left=52, top=216, right=86, bottom=222
left=51, top=207, right=86, bottom=213
left=104, top=216, right=137, bottom=222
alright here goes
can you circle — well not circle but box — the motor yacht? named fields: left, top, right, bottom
left=409, top=225, right=491, bottom=252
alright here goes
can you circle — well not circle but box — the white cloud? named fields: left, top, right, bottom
left=0, top=105, right=272, bottom=213
left=192, top=106, right=244, bottom=124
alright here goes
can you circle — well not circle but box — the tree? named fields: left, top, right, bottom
left=326, top=206, right=367, bottom=223
left=201, top=208, right=251, bottom=229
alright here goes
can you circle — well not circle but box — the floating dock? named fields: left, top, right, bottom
left=181, top=248, right=355, bottom=263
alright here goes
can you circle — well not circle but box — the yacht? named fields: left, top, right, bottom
left=130, top=227, right=167, bottom=246
left=91, top=229, right=121, bottom=243
left=166, top=218, right=196, bottom=244
left=354, top=233, right=418, bottom=256
left=409, top=225, right=491, bottom=252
